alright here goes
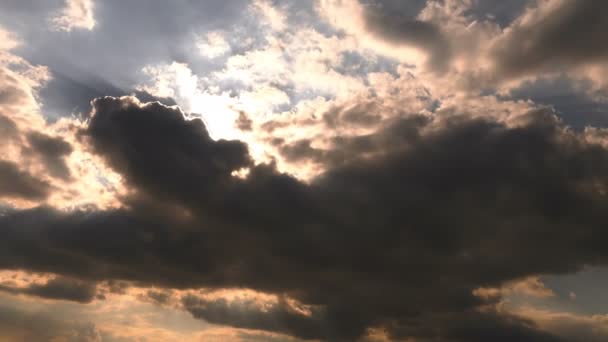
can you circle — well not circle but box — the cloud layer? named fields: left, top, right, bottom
left=1, top=0, right=608, bottom=341
left=1, top=96, right=608, bottom=340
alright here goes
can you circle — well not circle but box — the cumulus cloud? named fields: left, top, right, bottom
left=1, top=96, right=608, bottom=340
left=2, top=1, right=608, bottom=341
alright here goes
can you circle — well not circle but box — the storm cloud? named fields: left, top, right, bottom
left=1, top=97, right=608, bottom=340
left=1, top=0, right=608, bottom=341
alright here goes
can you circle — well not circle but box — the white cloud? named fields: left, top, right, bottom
left=197, top=31, right=232, bottom=59
left=0, top=27, right=20, bottom=51
left=50, top=0, right=96, bottom=32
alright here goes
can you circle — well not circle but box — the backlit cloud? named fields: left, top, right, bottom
left=0, top=1, right=607, bottom=341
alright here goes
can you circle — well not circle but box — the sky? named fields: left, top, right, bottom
left=0, top=0, right=608, bottom=341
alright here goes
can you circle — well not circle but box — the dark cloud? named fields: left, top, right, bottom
left=362, top=2, right=451, bottom=72
left=0, top=160, right=51, bottom=200
left=131, top=90, right=177, bottom=107
left=0, top=277, right=98, bottom=303
left=145, top=290, right=172, bottom=305
left=85, top=96, right=252, bottom=205
left=492, top=1, right=608, bottom=79
left=183, top=295, right=335, bottom=340
left=105, top=280, right=130, bottom=295
left=26, top=132, right=73, bottom=180
left=236, top=330, right=301, bottom=342
left=2, top=97, right=608, bottom=340
left=1, top=0, right=607, bottom=338
left=386, top=310, right=564, bottom=342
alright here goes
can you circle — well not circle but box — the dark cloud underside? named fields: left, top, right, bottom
left=0, top=160, right=50, bottom=200
left=493, top=1, right=608, bottom=79
left=1, top=97, right=608, bottom=340
left=0, top=277, right=97, bottom=303
left=1, top=0, right=608, bottom=341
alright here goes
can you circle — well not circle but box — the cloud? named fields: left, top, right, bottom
left=251, top=0, right=288, bottom=31
left=26, top=132, right=73, bottom=180
left=491, top=0, right=608, bottom=80
left=317, top=0, right=444, bottom=71
left=49, top=0, right=96, bottom=31
left=0, top=26, right=20, bottom=50
left=0, top=302, right=102, bottom=342
left=183, top=295, right=331, bottom=340
left=516, top=307, right=608, bottom=342
left=0, top=160, right=51, bottom=201
left=361, top=1, right=451, bottom=72
left=85, top=96, right=252, bottom=205
left=1, top=1, right=608, bottom=340
left=2, top=96, right=608, bottom=340
left=0, top=31, right=124, bottom=209
left=197, top=31, right=232, bottom=59
left=0, top=276, right=98, bottom=303
left=0, top=0, right=251, bottom=116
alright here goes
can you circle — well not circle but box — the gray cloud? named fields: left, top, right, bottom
left=2, top=97, right=608, bottom=340
left=362, top=1, right=451, bottom=72
left=0, top=277, right=98, bottom=303
left=0, top=301, right=102, bottom=342
left=492, top=1, right=608, bottom=79
left=3, top=1, right=608, bottom=339
left=0, top=160, right=51, bottom=200
left=85, top=97, right=252, bottom=205
left=183, top=295, right=335, bottom=341
left=0, top=115, right=19, bottom=139
left=26, top=132, right=73, bottom=180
